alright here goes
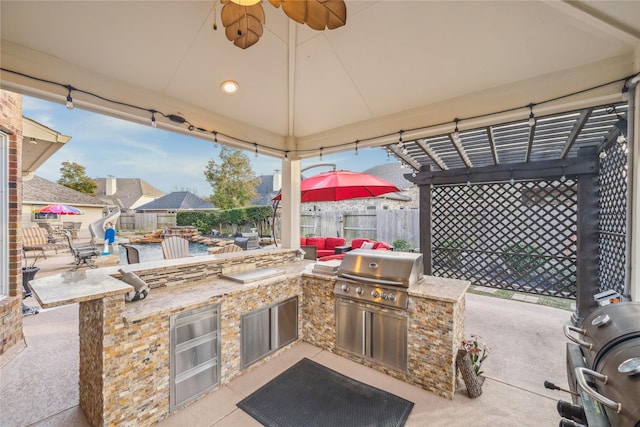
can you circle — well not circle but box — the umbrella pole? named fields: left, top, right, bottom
left=271, top=199, right=280, bottom=247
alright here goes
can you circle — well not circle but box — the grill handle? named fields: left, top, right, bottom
left=340, top=273, right=404, bottom=287
left=574, top=367, right=622, bottom=413
left=563, top=325, right=593, bottom=350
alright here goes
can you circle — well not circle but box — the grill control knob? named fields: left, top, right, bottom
left=389, top=294, right=397, bottom=302
left=372, top=290, right=380, bottom=298
left=356, top=287, right=363, bottom=295
left=341, top=284, right=350, bottom=292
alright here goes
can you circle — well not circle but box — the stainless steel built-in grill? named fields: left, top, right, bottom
left=333, top=249, right=424, bottom=371
left=333, top=249, right=423, bottom=310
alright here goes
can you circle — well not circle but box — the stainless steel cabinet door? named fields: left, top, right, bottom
left=241, top=308, right=271, bottom=369
left=371, top=309, right=407, bottom=370
left=275, top=297, right=298, bottom=348
left=335, top=299, right=365, bottom=356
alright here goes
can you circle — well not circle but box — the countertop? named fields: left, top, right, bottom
left=408, top=275, right=470, bottom=303
left=122, top=261, right=311, bottom=322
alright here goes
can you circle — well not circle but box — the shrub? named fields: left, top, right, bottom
left=392, top=239, right=414, bottom=252
left=500, top=241, right=546, bottom=274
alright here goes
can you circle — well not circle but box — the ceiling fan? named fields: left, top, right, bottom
left=216, top=0, right=347, bottom=49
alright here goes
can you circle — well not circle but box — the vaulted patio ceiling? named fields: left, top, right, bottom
left=1, top=1, right=639, bottom=161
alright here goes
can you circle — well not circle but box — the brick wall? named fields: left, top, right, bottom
left=0, top=90, right=24, bottom=359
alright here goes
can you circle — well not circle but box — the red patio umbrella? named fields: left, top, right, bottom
left=34, top=204, right=84, bottom=215
left=273, top=170, right=401, bottom=202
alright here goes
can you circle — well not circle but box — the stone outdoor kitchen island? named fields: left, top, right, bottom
left=29, top=248, right=469, bottom=426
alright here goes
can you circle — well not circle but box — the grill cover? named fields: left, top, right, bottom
left=338, top=249, right=423, bottom=288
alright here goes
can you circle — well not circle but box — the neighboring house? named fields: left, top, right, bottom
left=252, top=170, right=281, bottom=206
left=22, top=175, right=107, bottom=228
left=136, top=191, right=215, bottom=213
left=95, top=177, right=164, bottom=212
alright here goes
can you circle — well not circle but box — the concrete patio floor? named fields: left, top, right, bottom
left=1, top=246, right=574, bottom=426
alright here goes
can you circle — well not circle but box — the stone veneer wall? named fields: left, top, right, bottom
left=80, top=250, right=299, bottom=426
left=299, top=274, right=337, bottom=349
left=407, top=296, right=465, bottom=400
left=0, top=90, right=24, bottom=361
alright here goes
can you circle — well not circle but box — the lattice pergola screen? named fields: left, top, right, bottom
left=432, top=181, right=578, bottom=298
left=598, top=140, right=628, bottom=296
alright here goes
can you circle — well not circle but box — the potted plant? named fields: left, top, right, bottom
left=457, top=335, right=490, bottom=398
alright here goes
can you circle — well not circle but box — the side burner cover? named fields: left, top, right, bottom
left=338, top=249, right=423, bottom=287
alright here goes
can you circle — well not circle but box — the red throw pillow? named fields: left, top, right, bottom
left=325, top=237, right=346, bottom=250
left=373, top=241, right=391, bottom=250
left=351, top=238, right=371, bottom=249
left=306, top=237, right=326, bottom=250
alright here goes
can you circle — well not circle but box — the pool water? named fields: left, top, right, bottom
left=118, top=241, right=211, bottom=264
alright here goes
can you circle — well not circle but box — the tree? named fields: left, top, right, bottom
left=57, top=161, right=97, bottom=195
left=204, top=146, right=259, bottom=210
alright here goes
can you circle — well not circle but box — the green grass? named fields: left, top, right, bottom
left=468, top=287, right=575, bottom=311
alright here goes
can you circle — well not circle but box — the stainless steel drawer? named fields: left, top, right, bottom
left=170, top=304, right=220, bottom=412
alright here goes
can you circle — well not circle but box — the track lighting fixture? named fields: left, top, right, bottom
left=528, top=104, right=536, bottom=127
left=65, top=86, right=74, bottom=110
left=151, top=112, right=157, bottom=128
left=451, top=119, right=460, bottom=143
left=355, top=140, right=359, bottom=156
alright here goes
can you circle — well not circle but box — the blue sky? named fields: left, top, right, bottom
left=23, top=96, right=393, bottom=197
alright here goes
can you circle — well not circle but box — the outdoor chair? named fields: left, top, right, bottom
left=62, top=221, right=82, bottom=240
left=121, top=244, right=140, bottom=264
left=161, top=236, right=189, bottom=259
left=216, top=244, right=243, bottom=255
left=63, top=231, right=101, bottom=270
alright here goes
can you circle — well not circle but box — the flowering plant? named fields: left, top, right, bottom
left=462, top=335, right=490, bottom=377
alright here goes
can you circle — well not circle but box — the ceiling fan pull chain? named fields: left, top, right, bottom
left=212, top=0, right=219, bottom=30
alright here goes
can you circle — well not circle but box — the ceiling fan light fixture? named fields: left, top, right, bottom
left=221, top=80, right=239, bottom=94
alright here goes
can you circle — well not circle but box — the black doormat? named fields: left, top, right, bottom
left=237, top=358, right=414, bottom=427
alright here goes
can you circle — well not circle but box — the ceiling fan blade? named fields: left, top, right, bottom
left=221, top=0, right=266, bottom=49
left=269, top=0, right=346, bottom=31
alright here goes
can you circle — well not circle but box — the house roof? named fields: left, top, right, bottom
left=21, top=117, right=71, bottom=180
left=362, top=163, right=414, bottom=191
left=22, top=175, right=106, bottom=207
left=95, top=178, right=165, bottom=210
left=253, top=175, right=279, bottom=206
left=136, top=191, right=215, bottom=211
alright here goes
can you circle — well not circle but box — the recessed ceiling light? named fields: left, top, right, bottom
left=221, top=80, right=239, bottom=94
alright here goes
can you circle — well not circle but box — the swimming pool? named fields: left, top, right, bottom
left=118, top=241, right=211, bottom=264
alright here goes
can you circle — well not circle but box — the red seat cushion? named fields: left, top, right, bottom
left=305, top=237, right=326, bottom=250
left=351, top=238, right=371, bottom=249
left=373, top=241, right=392, bottom=250
left=300, top=237, right=307, bottom=246
left=318, top=253, right=346, bottom=261
left=325, top=237, right=346, bottom=250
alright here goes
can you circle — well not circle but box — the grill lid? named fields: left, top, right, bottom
left=337, top=249, right=424, bottom=288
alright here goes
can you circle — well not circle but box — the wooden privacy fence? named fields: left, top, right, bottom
left=301, top=209, right=420, bottom=247
left=118, top=213, right=177, bottom=232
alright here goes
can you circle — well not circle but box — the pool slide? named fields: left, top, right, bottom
left=89, top=207, right=121, bottom=244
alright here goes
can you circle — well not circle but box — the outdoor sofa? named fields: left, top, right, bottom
left=316, top=238, right=392, bottom=261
